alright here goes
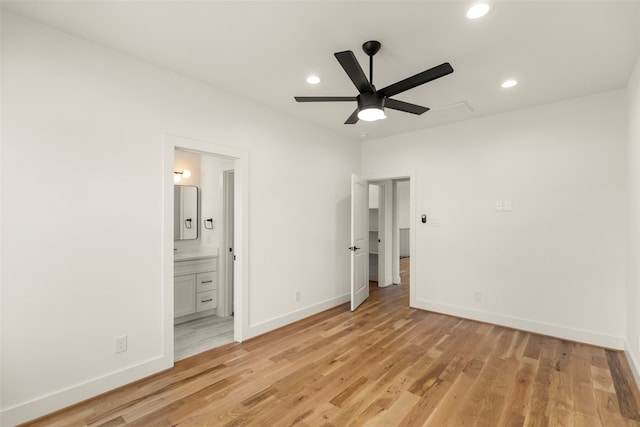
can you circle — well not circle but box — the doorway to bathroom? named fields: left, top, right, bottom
left=163, top=134, right=248, bottom=363
left=173, top=149, right=235, bottom=360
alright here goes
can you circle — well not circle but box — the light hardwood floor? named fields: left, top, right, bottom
left=24, top=262, right=640, bottom=426
left=175, top=315, right=235, bottom=361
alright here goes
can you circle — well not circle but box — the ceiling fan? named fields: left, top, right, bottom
left=295, top=40, right=454, bottom=124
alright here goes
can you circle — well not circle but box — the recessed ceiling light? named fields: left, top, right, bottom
left=467, top=3, right=490, bottom=19
left=306, top=75, right=321, bottom=85
left=501, top=79, right=518, bottom=88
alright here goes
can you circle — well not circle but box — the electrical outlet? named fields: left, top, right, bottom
left=496, top=201, right=503, bottom=211
left=295, top=290, right=301, bottom=302
left=115, top=335, right=127, bottom=354
left=474, top=291, right=482, bottom=302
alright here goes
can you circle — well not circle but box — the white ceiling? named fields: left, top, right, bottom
left=3, top=1, right=640, bottom=141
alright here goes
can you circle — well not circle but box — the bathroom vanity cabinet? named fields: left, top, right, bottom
left=174, top=254, right=217, bottom=324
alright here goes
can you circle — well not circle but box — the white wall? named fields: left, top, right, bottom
left=174, top=150, right=201, bottom=186
left=199, top=155, right=234, bottom=251
left=363, top=89, right=628, bottom=349
left=627, top=56, right=640, bottom=382
left=0, top=12, right=359, bottom=425
left=172, top=150, right=234, bottom=252
left=396, top=180, right=410, bottom=229
left=368, top=183, right=379, bottom=208
left=173, top=150, right=201, bottom=244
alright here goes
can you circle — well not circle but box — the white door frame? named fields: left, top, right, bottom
left=392, top=180, right=401, bottom=284
left=163, top=134, right=249, bottom=363
left=363, top=170, right=416, bottom=307
left=221, top=169, right=234, bottom=317
left=368, top=183, right=381, bottom=283
left=376, top=180, right=393, bottom=287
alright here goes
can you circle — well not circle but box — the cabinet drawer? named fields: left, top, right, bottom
left=196, top=271, right=217, bottom=292
left=174, top=257, right=216, bottom=276
left=196, top=290, right=217, bottom=312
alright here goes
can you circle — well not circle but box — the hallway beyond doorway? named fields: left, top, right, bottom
left=371, top=257, right=410, bottom=288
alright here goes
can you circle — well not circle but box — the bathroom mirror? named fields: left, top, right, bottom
left=174, top=185, right=198, bottom=240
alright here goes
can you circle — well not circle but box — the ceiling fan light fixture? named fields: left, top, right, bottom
left=467, top=3, right=490, bottom=19
left=358, top=107, right=387, bottom=122
left=357, top=92, right=386, bottom=122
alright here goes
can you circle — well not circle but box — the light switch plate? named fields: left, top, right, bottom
left=496, top=201, right=503, bottom=211
left=115, top=335, right=127, bottom=354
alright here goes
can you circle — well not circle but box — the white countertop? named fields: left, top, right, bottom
left=174, top=247, right=218, bottom=261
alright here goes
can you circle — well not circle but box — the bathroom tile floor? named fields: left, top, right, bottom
left=174, top=315, right=234, bottom=361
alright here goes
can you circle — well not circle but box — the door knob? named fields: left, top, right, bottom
left=348, top=246, right=361, bottom=251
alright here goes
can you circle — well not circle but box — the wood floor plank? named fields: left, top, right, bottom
left=21, top=259, right=640, bottom=427
left=498, top=357, right=537, bottom=426
left=606, top=349, right=640, bottom=422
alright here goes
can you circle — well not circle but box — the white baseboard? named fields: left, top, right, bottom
left=247, top=293, right=350, bottom=339
left=2, top=294, right=351, bottom=426
left=1, top=355, right=172, bottom=427
left=414, top=298, right=625, bottom=350
left=624, top=343, right=640, bottom=391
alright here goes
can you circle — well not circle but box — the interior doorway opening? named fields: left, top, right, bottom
left=173, top=149, right=236, bottom=361
left=350, top=171, right=415, bottom=311
left=164, top=133, right=248, bottom=365
left=367, top=179, right=410, bottom=289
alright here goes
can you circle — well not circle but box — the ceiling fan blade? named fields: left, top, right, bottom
left=334, top=51, right=375, bottom=94
left=380, top=63, right=454, bottom=98
left=295, top=96, right=357, bottom=102
left=384, top=98, right=430, bottom=115
left=344, top=109, right=359, bottom=124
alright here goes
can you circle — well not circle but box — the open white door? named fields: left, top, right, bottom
left=350, top=174, right=369, bottom=311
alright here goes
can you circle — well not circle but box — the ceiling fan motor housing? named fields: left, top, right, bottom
left=357, top=91, right=385, bottom=110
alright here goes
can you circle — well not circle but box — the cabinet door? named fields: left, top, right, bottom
left=174, top=275, right=196, bottom=318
